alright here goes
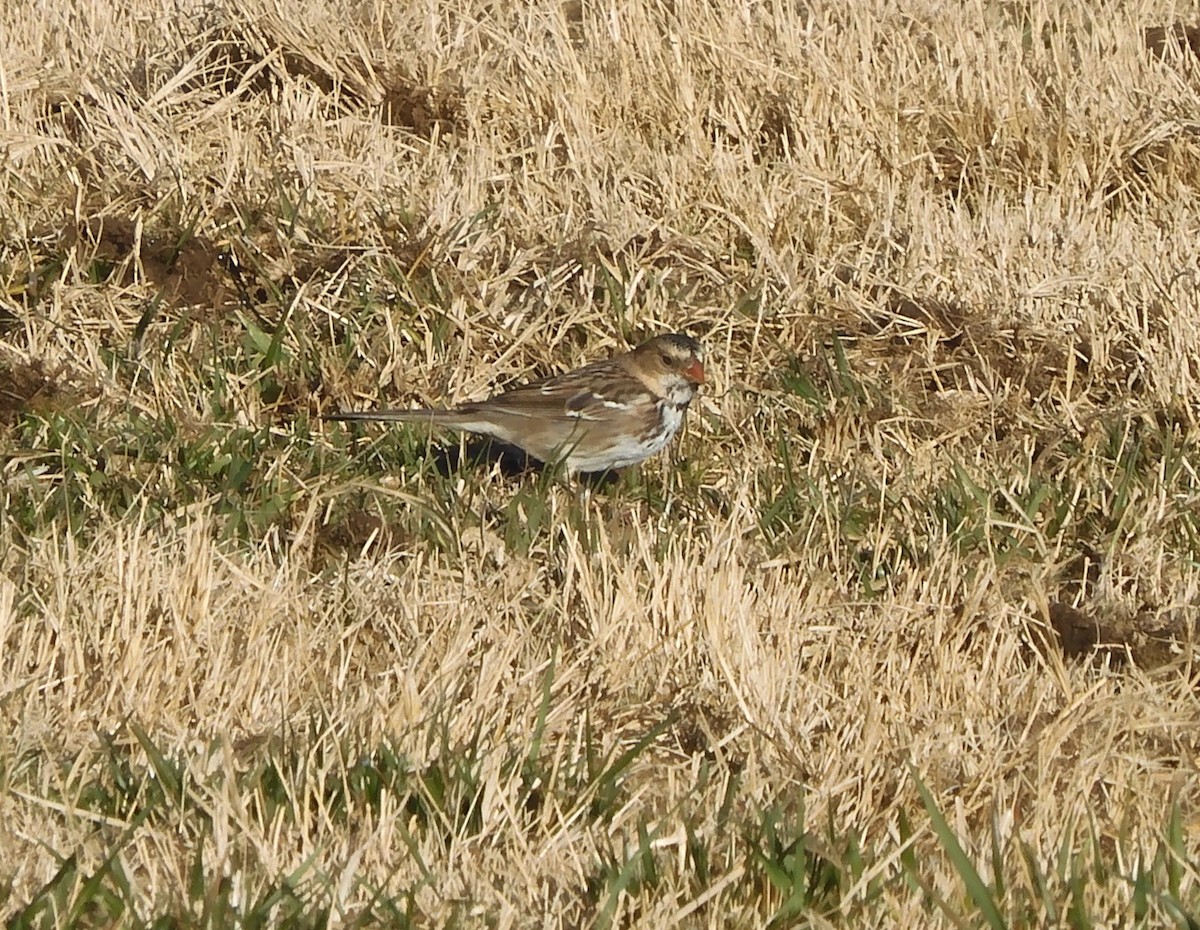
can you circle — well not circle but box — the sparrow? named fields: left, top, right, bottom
left=327, top=333, right=706, bottom=474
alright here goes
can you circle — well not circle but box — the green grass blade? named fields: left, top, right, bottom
left=910, top=766, right=1008, bottom=930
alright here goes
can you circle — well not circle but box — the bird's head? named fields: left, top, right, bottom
left=629, top=333, right=706, bottom=400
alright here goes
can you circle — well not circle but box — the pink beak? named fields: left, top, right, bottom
left=684, top=359, right=706, bottom=385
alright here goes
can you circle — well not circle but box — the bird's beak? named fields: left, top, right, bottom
left=684, top=358, right=706, bottom=385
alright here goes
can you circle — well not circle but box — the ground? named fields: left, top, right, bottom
left=2, top=0, right=1200, bottom=926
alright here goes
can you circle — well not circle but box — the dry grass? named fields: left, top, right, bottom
left=4, top=0, right=1200, bottom=925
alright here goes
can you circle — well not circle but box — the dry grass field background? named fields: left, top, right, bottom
left=4, top=0, right=1200, bottom=925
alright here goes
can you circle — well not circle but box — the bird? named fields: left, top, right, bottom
left=326, top=333, right=706, bottom=474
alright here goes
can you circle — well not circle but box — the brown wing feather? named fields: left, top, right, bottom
left=458, top=358, right=648, bottom=422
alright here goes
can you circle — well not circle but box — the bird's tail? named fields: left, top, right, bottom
left=325, top=408, right=475, bottom=428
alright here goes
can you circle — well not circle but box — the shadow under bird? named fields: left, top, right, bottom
left=326, top=333, right=706, bottom=475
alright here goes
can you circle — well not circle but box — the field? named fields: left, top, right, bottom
left=4, top=0, right=1200, bottom=925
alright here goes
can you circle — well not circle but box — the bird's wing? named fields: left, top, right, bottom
left=461, top=361, right=649, bottom=423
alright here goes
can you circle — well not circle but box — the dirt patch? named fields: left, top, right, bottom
left=1034, top=601, right=1190, bottom=669
left=199, top=12, right=466, bottom=137
left=847, top=276, right=971, bottom=347
left=202, top=12, right=382, bottom=107
left=43, top=210, right=356, bottom=317
left=0, top=358, right=72, bottom=425
left=65, top=216, right=231, bottom=312
left=1145, top=23, right=1200, bottom=62
left=315, top=506, right=413, bottom=558
left=379, top=74, right=464, bottom=135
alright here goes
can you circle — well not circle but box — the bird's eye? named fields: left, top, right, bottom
left=660, top=352, right=673, bottom=366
